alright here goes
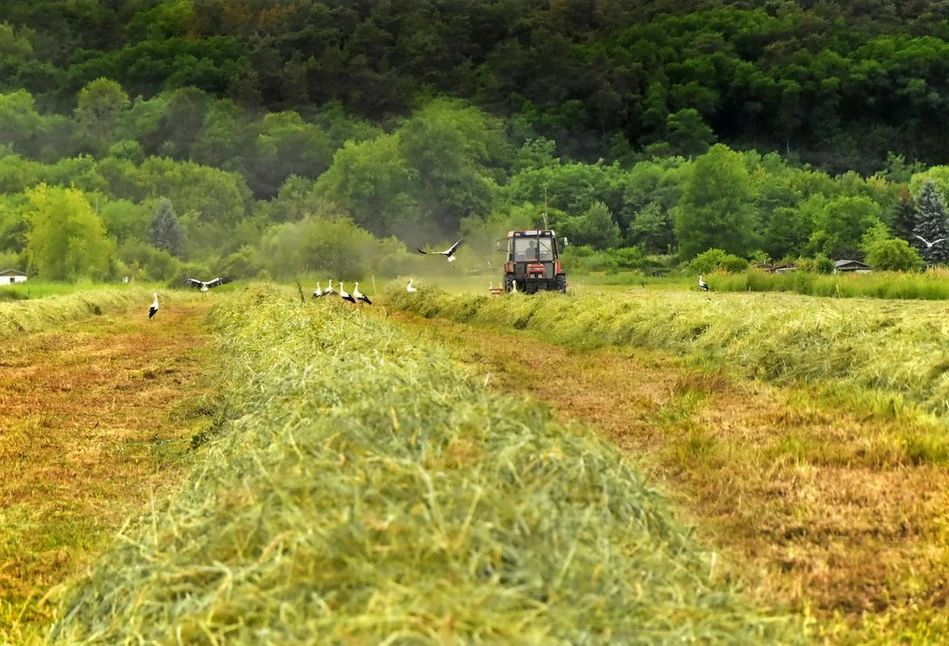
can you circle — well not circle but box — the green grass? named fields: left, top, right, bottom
left=0, top=287, right=158, bottom=340
left=710, top=268, right=949, bottom=300
left=49, top=284, right=807, bottom=645
left=384, top=284, right=949, bottom=417
left=0, top=280, right=167, bottom=301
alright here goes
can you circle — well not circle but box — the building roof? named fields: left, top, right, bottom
left=0, top=268, right=26, bottom=276
left=834, top=259, right=871, bottom=268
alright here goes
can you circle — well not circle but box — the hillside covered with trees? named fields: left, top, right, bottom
left=2, top=0, right=949, bottom=281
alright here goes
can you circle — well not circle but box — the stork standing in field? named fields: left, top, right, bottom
left=148, top=293, right=159, bottom=319
left=323, top=280, right=336, bottom=297
left=339, top=281, right=356, bottom=304
left=353, top=282, right=372, bottom=305
left=186, top=277, right=229, bottom=293
left=417, top=238, right=464, bottom=263
left=914, top=234, right=947, bottom=249
left=313, top=282, right=323, bottom=298
left=406, top=278, right=417, bottom=293
left=698, top=275, right=709, bottom=292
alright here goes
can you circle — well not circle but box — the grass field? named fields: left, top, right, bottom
left=0, top=291, right=214, bottom=644
left=8, top=279, right=949, bottom=644
left=389, top=311, right=949, bottom=644
left=48, top=285, right=806, bottom=644
left=385, top=285, right=949, bottom=421
left=709, top=268, right=949, bottom=300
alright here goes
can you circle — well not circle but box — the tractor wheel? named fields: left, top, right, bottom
left=556, top=274, right=567, bottom=293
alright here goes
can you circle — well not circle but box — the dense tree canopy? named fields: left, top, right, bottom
left=0, top=0, right=946, bottom=281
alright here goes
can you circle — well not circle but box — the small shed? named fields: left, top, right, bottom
left=833, top=259, right=872, bottom=273
left=0, top=269, right=27, bottom=284
left=773, top=263, right=797, bottom=273
left=754, top=262, right=776, bottom=272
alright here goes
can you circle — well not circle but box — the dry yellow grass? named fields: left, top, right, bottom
left=0, top=296, right=213, bottom=644
left=392, top=312, right=949, bottom=644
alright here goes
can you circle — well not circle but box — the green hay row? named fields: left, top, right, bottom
left=385, top=285, right=949, bottom=416
left=0, top=288, right=155, bottom=340
left=711, top=270, right=949, bottom=301
left=49, top=285, right=807, bottom=645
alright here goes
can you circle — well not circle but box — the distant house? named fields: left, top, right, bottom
left=834, top=259, right=872, bottom=273
left=0, top=269, right=27, bottom=284
left=754, top=262, right=776, bottom=272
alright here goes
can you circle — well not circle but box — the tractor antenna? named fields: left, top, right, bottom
left=542, top=185, right=549, bottom=229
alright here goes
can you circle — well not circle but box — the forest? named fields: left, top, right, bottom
left=2, top=0, right=949, bottom=281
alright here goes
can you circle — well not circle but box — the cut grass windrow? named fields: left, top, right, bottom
left=389, top=313, right=949, bottom=645
left=0, top=288, right=155, bottom=340
left=385, top=285, right=949, bottom=419
left=50, top=285, right=808, bottom=645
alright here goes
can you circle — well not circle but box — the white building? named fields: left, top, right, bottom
left=0, top=269, right=27, bottom=284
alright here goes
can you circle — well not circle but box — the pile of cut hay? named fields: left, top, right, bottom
left=0, top=288, right=154, bottom=340
left=51, top=285, right=806, bottom=645
left=387, top=285, right=949, bottom=415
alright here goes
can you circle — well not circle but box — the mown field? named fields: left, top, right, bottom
left=385, top=284, right=949, bottom=643
left=45, top=285, right=806, bottom=644
left=7, top=280, right=949, bottom=644
left=0, top=289, right=212, bottom=644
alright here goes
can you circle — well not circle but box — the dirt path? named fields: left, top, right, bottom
left=393, top=312, right=949, bottom=641
left=0, top=299, right=213, bottom=642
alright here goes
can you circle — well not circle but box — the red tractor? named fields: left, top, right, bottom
left=499, top=229, right=568, bottom=293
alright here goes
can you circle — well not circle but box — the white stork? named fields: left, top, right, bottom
left=353, top=282, right=372, bottom=305
left=417, top=238, right=464, bottom=263
left=698, top=275, right=709, bottom=292
left=323, top=280, right=336, bottom=296
left=186, top=277, right=228, bottom=292
left=339, top=281, right=356, bottom=304
left=313, top=282, right=323, bottom=298
left=406, top=278, right=417, bottom=293
left=914, top=234, right=947, bottom=249
left=148, top=293, right=159, bottom=319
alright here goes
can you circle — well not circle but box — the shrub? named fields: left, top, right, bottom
left=689, top=248, right=748, bottom=274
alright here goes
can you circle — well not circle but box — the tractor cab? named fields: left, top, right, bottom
left=500, top=229, right=568, bottom=293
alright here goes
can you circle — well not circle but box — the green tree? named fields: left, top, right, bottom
left=25, top=184, right=112, bottom=280
left=665, top=108, right=715, bottom=158
left=810, top=196, right=883, bottom=259
left=911, top=181, right=949, bottom=264
left=74, top=78, right=130, bottom=152
left=559, top=201, right=620, bottom=250
left=248, top=111, right=333, bottom=198
left=675, top=145, right=756, bottom=258
left=761, top=205, right=814, bottom=259
left=314, top=133, right=418, bottom=238
left=865, top=237, right=922, bottom=271
left=397, top=98, right=506, bottom=233
left=627, top=202, right=674, bottom=253
left=0, top=90, right=46, bottom=154
left=150, top=199, right=184, bottom=257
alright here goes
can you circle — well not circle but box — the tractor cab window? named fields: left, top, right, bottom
left=514, top=237, right=538, bottom=261
left=537, top=237, right=555, bottom=261
left=513, top=235, right=556, bottom=261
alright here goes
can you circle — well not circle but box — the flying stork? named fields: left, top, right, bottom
left=186, top=277, right=229, bottom=292
left=417, top=238, right=464, bottom=263
left=914, top=234, right=947, bottom=249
